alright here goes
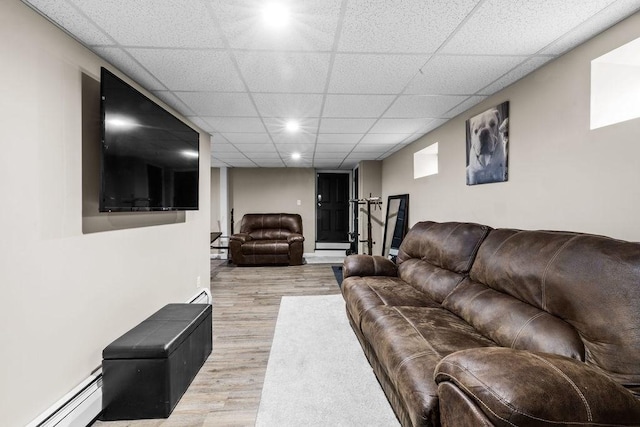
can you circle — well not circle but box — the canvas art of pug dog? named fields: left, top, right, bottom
left=466, top=105, right=509, bottom=185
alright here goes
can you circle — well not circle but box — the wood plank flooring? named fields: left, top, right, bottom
left=92, top=260, right=342, bottom=427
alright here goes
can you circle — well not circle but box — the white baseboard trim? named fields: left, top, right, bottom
left=27, top=290, right=211, bottom=427
left=26, top=369, right=102, bottom=427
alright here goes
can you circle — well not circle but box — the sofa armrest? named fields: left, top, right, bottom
left=229, top=233, right=252, bottom=244
left=342, top=255, right=397, bottom=279
left=287, top=233, right=305, bottom=244
left=434, top=347, right=640, bottom=426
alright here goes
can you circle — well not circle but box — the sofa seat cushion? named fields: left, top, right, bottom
left=240, top=239, right=289, bottom=255
left=342, top=276, right=441, bottom=331
left=360, top=305, right=495, bottom=426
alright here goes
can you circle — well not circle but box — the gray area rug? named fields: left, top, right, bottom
left=255, top=294, right=399, bottom=427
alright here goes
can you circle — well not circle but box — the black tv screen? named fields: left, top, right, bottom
left=99, top=67, right=199, bottom=212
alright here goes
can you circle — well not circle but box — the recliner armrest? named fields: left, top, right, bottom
left=343, top=255, right=397, bottom=279
left=434, top=347, right=640, bottom=426
left=229, top=233, right=252, bottom=244
left=287, top=233, right=304, bottom=244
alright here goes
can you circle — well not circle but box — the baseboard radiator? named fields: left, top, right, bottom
left=27, top=289, right=212, bottom=427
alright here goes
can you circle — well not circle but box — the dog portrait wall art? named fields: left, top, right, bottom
left=465, top=101, right=509, bottom=185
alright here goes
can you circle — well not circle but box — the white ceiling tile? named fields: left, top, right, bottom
left=242, top=151, right=282, bottom=160
left=352, top=143, right=396, bottom=153
left=314, top=150, right=353, bottom=158
left=345, top=152, right=382, bottom=161
left=384, top=95, right=470, bottom=118
left=479, top=56, right=554, bottom=95
left=232, top=143, right=276, bottom=153
left=95, top=48, right=165, bottom=91
left=225, top=159, right=258, bottom=167
left=323, top=95, right=396, bottom=118
left=421, top=119, right=449, bottom=134
left=24, top=0, right=640, bottom=170
left=151, top=91, right=193, bottom=115
left=214, top=151, right=249, bottom=160
left=319, top=118, right=377, bottom=133
left=276, top=142, right=315, bottom=153
left=406, top=55, right=527, bottom=95
left=339, top=0, right=479, bottom=53
left=220, top=133, right=271, bottom=144
left=541, top=1, right=640, bottom=55
left=328, top=54, right=427, bottom=94
left=315, top=143, right=358, bottom=154
left=235, top=52, right=330, bottom=93
left=204, top=117, right=266, bottom=133
left=316, top=134, right=364, bottom=144
left=175, top=92, right=257, bottom=117
left=26, top=0, right=114, bottom=45
left=252, top=159, right=286, bottom=167
left=314, top=160, right=348, bottom=169
left=211, top=0, right=342, bottom=51
left=443, top=96, right=488, bottom=119
left=272, top=133, right=316, bottom=145
left=128, top=48, right=245, bottom=91
left=369, top=119, right=432, bottom=134
left=262, top=118, right=319, bottom=135
left=189, top=116, right=216, bottom=133
left=77, top=0, right=224, bottom=48
left=253, top=93, right=324, bottom=118
left=360, top=134, right=412, bottom=144
left=211, top=142, right=239, bottom=153
left=442, top=0, right=619, bottom=55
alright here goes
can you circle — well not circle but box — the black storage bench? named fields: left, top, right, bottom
left=100, top=303, right=212, bottom=420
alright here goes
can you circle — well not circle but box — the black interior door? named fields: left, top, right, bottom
left=316, top=173, right=350, bottom=243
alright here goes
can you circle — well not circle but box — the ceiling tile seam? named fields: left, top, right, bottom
left=312, top=0, right=350, bottom=169
left=23, top=0, right=114, bottom=53
left=62, top=0, right=175, bottom=98
left=370, top=0, right=494, bottom=162
left=467, top=2, right=624, bottom=101
left=337, top=0, right=489, bottom=167
left=202, top=120, right=263, bottom=167
left=201, top=0, right=278, bottom=168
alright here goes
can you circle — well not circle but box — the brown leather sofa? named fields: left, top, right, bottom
left=342, top=221, right=640, bottom=426
left=229, top=213, right=304, bottom=266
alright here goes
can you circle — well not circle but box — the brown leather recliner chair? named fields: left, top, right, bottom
left=229, top=213, right=304, bottom=266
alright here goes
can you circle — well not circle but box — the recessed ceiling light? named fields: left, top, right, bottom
left=285, top=120, right=299, bottom=132
left=291, top=152, right=301, bottom=160
left=262, top=3, right=290, bottom=30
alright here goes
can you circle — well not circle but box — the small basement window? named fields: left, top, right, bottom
left=414, top=142, right=438, bottom=179
left=591, top=36, right=640, bottom=129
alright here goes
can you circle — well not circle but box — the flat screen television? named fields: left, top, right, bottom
left=99, top=67, right=199, bottom=212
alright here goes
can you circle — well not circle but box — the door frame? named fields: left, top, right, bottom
left=315, top=169, right=353, bottom=249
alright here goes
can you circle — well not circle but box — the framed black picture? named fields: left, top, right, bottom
left=465, top=101, right=509, bottom=185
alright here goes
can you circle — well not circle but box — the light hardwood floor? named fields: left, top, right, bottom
left=92, top=260, right=342, bottom=427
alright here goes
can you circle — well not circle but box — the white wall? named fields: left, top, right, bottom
left=0, top=2, right=211, bottom=425
left=382, top=12, right=640, bottom=242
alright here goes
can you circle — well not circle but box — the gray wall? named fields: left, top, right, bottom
left=0, top=2, right=211, bottom=425
left=382, top=12, right=640, bottom=241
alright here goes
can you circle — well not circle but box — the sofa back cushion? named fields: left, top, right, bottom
left=443, top=278, right=585, bottom=360
left=466, top=228, right=640, bottom=391
left=240, top=213, right=303, bottom=240
left=396, top=221, right=491, bottom=303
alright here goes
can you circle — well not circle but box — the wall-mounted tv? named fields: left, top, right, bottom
left=99, top=67, right=199, bottom=212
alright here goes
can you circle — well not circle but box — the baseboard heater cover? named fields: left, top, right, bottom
left=27, top=289, right=211, bottom=426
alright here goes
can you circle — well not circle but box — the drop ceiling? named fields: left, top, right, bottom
left=22, top=0, right=640, bottom=169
